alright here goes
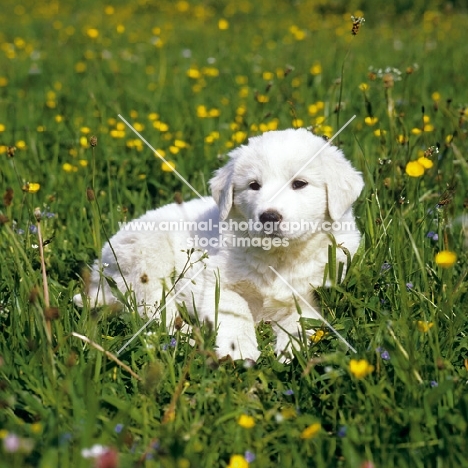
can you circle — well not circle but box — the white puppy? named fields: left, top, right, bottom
left=74, top=128, right=364, bottom=361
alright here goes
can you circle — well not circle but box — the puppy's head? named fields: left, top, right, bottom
left=210, top=128, right=364, bottom=240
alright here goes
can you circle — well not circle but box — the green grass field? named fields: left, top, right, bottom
left=1, top=0, right=468, bottom=466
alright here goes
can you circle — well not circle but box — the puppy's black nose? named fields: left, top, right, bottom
left=259, top=210, right=283, bottom=224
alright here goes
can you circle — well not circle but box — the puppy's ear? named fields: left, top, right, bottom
left=209, top=158, right=234, bottom=220
left=323, top=147, right=364, bottom=221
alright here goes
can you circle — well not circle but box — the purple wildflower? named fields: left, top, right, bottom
left=114, top=423, right=124, bottom=434
left=381, top=350, right=390, bottom=360
left=376, top=347, right=390, bottom=360
left=29, top=225, right=38, bottom=234
left=430, top=380, right=438, bottom=387
left=432, top=233, right=439, bottom=241
left=426, top=231, right=435, bottom=238
left=245, top=451, right=256, bottom=463
left=283, top=389, right=294, bottom=396
left=337, top=426, right=347, bottom=437
left=3, top=434, right=20, bottom=453
left=406, top=282, right=413, bottom=290
left=381, top=262, right=391, bottom=272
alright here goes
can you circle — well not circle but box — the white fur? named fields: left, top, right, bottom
left=74, top=128, right=364, bottom=361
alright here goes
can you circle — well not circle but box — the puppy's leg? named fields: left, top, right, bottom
left=186, top=283, right=260, bottom=361
left=215, top=290, right=260, bottom=361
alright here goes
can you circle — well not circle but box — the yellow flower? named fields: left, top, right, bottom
left=16, top=140, right=27, bottom=150
left=174, top=139, right=188, bottom=148
left=75, top=62, right=87, bottom=73
left=218, top=19, right=229, bottom=30
left=202, top=66, right=219, bottom=77
left=431, top=91, right=441, bottom=101
left=0, top=429, right=8, bottom=439
left=232, top=131, right=247, bottom=144
left=405, top=160, right=425, bottom=177
left=23, top=182, right=41, bottom=193
left=0, top=124, right=5, bottom=132
left=31, top=422, right=42, bottom=434
left=349, top=359, right=374, bottom=379
left=411, top=128, right=422, bottom=135
left=187, top=67, right=201, bottom=79
left=359, top=83, right=369, bottom=91
left=435, top=250, right=457, bottom=268
left=227, top=455, right=248, bottom=468
left=196, top=105, right=208, bottom=118
left=309, top=330, right=326, bottom=343
left=417, top=156, right=433, bottom=169
left=267, top=119, right=279, bottom=131
left=176, top=1, right=189, bottom=12
left=63, top=163, right=78, bottom=172
left=86, top=28, right=99, bottom=39
left=300, top=422, right=321, bottom=439
left=161, top=160, right=176, bottom=172
left=308, top=104, right=318, bottom=115
left=237, top=414, right=255, bottom=429
left=153, top=121, right=169, bottom=132
left=110, top=130, right=125, bottom=138
left=373, top=129, right=386, bottom=137
left=364, top=116, right=378, bottom=126
left=310, top=63, right=322, bottom=75
left=397, top=134, right=407, bottom=144
left=417, top=321, right=434, bottom=333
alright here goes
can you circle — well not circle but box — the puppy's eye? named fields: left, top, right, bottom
left=292, top=179, right=308, bottom=190
left=249, top=181, right=261, bottom=191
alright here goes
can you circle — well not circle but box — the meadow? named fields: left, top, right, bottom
left=1, top=0, right=468, bottom=466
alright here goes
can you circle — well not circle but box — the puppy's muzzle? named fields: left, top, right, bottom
left=259, top=210, right=283, bottom=224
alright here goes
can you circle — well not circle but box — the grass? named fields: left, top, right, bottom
left=1, top=0, right=468, bottom=466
